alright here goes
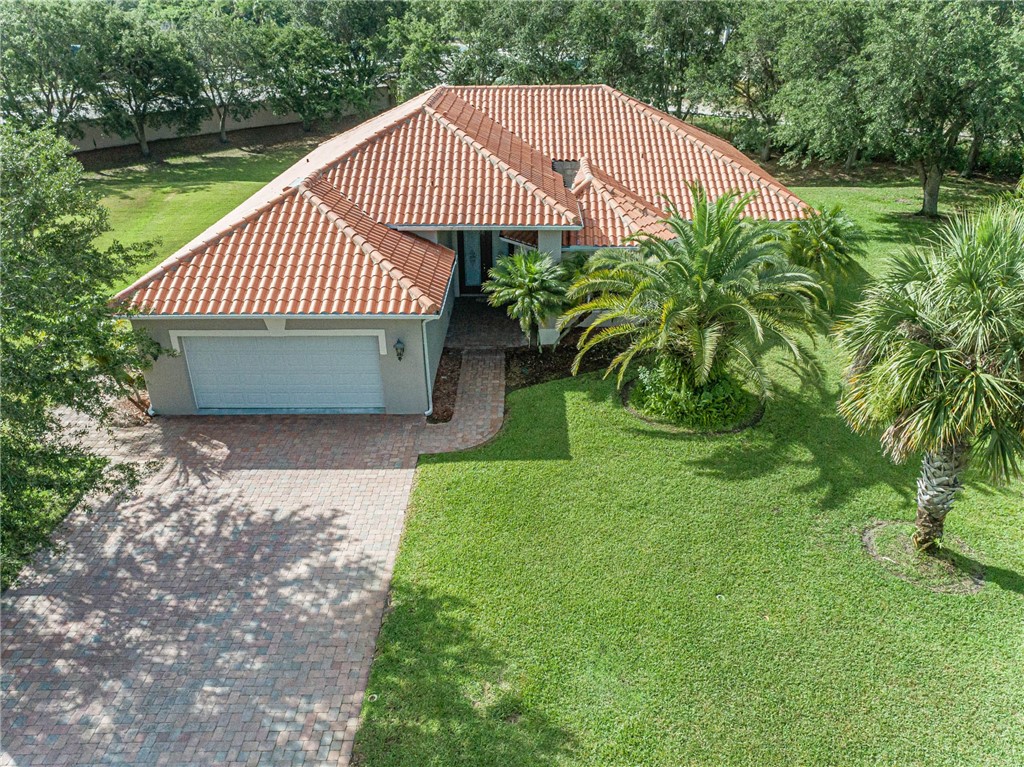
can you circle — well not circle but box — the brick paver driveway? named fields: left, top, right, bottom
left=2, top=351, right=505, bottom=767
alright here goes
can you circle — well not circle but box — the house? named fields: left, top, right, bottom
left=115, top=85, right=810, bottom=416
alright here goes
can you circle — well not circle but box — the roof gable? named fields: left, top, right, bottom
left=115, top=182, right=454, bottom=316
left=570, top=157, right=674, bottom=246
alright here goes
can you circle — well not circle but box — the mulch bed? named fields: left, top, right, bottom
left=427, top=348, right=462, bottom=423
left=109, top=396, right=151, bottom=427
left=505, top=330, right=622, bottom=392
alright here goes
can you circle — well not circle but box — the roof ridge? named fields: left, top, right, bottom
left=581, top=157, right=667, bottom=215
left=569, top=156, right=594, bottom=193
left=113, top=186, right=301, bottom=306
left=573, top=158, right=639, bottom=235
left=300, top=87, right=445, bottom=186
left=424, top=94, right=581, bottom=227
left=605, top=86, right=807, bottom=211
left=449, top=84, right=610, bottom=91
left=300, top=180, right=439, bottom=313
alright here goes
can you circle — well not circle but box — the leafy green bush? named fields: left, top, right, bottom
left=784, top=205, right=867, bottom=288
left=630, top=361, right=760, bottom=432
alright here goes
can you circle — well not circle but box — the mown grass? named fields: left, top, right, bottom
left=357, top=363, right=1023, bottom=767
left=355, top=170, right=1023, bottom=766
left=86, top=142, right=316, bottom=288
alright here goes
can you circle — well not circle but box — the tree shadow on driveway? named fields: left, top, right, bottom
left=3, top=416, right=416, bottom=765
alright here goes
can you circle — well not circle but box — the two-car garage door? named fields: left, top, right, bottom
left=183, top=336, right=385, bottom=412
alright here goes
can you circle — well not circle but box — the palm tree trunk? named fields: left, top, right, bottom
left=913, top=445, right=968, bottom=550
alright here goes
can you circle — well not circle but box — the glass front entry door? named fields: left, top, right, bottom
left=457, top=231, right=494, bottom=294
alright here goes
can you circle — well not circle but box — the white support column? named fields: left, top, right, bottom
left=537, top=230, right=565, bottom=346
left=537, top=230, right=563, bottom=263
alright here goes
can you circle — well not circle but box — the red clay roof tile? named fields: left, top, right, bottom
left=114, top=184, right=454, bottom=316
left=117, top=85, right=810, bottom=317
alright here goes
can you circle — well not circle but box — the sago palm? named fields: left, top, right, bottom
left=561, top=185, right=826, bottom=399
left=785, top=205, right=867, bottom=289
left=837, top=202, right=1024, bottom=550
left=483, top=250, right=568, bottom=350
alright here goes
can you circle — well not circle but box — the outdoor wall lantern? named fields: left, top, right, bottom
left=393, top=338, right=406, bottom=361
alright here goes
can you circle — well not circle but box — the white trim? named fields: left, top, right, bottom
left=421, top=260, right=457, bottom=416
left=168, top=329, right=389, bottom=354
left=421, top=317, right=436, bottom=417
left=391, top=224, right=585, bottom=230
left=124, top=312, right=438, bottom=321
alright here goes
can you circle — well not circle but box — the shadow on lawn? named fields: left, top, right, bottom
left=87, top=147, right=313, bottom=200
left=354, top=583, right=574, bottom=767
left=971, top=559, right=1024, bottom=596
left=626, top=370, right=912, bottom=512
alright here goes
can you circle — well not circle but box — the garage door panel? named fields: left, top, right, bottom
left=184, top=336, right=385, bottom=411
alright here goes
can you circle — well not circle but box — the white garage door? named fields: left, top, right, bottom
left=183, top=336, right=385, bottom=411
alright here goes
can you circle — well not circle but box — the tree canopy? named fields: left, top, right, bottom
left=837, top=202, right=1024, bottom=548
left=0, top=126, right=161, bottom=587
left=1, top=0, right=1020, bottom=198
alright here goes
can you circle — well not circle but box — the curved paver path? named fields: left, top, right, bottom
left=1, top=351, right=504, bottom=767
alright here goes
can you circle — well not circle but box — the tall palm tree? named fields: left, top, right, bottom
left=561, top=185, right=826, bottom=399
left=483, top=250, right=568, bottom=350
left=837, top=202, right=1024, bottom=550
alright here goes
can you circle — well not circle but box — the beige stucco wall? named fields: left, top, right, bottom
left=424, top=269, right=456, bottom=382
left=133, top=315, right=435, bottom=416
left=537, top=230, right=563, bottom=262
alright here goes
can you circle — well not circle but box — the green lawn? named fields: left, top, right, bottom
left=87, top=142, right=316, bottom=288
left=355, top=171, right=1024, bottom=767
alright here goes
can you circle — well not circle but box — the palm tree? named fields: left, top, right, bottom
left=483, top=250, right=569, bottom=350
left=561, top=185, right=826, bottom=400
left=837, top=202, right=1024, bottom=551
left=784, top=205, right=867, bottom=296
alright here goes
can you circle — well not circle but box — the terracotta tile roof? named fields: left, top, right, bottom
left=569, top=157, right=675, bottom=247
left=117, top=84, right=810, bottom=317
left=452, top=84, right=809, bottom=221
left=502, top=158, right=675, bottom=250
left=317, top=88, right=580, bottom=228
left=114, top=182, right=454, bottom=316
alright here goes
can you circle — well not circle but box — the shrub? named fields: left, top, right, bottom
left=631, top=360, right=760, bottom=432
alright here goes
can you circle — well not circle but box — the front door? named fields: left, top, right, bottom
left=457, top=231, right=494, bottom=294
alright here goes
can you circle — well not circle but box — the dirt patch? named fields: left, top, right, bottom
left=427, top=349, right=462, bottom=424
left=505, top=330, right=621, bottom=392
left=109, top=396, right=151, bottom=428
left=862, top=520, right=986, bottom=595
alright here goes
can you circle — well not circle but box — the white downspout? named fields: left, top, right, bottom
left=421, top=260, right=458, bottom=416
left=421, top=315, right=437, bottom=417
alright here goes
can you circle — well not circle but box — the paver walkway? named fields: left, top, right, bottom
left=1, top=351, right=505, bottom=767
